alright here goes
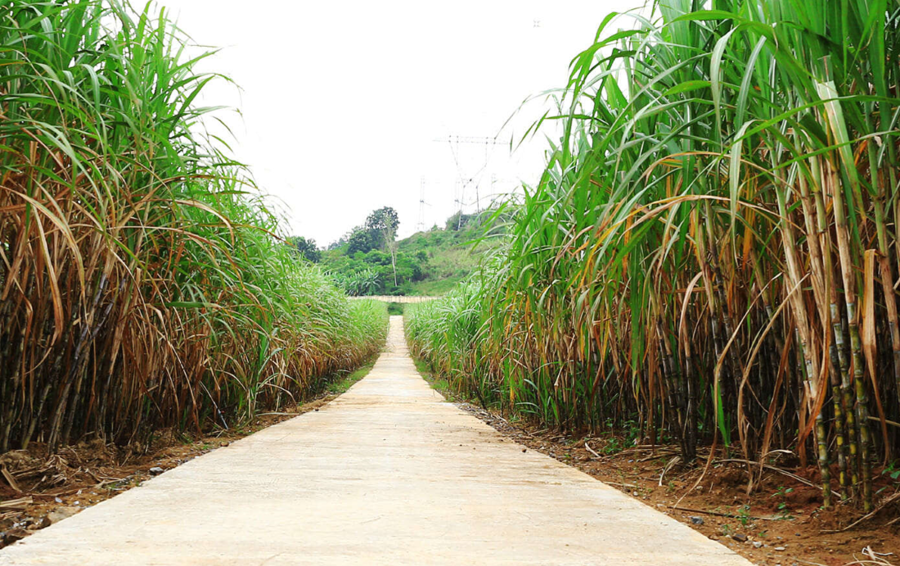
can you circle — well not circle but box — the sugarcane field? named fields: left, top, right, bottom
left=1, top=0, right=899, bottom=564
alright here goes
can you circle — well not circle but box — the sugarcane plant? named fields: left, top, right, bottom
left=0, top=0, right=388, bottom=452
left=406, top=0, right=900, bottom=513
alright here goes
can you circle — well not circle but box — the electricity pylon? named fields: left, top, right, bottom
left=433, top=135, right=506, bottom=214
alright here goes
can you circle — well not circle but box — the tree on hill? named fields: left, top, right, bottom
left=342, top=207, right=400, bottom=256
left=365, top=207, right=399, bottom=249
left=346, top=227, right=377, bottom=255
left=365, top=207, right=400, bottom=286
left=288, top=236, right=321, bottom=262
left=320, top=206, right=493, bottom=297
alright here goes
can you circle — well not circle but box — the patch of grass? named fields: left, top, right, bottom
left=601, top=436, right=624, bottom=455
left=412, top=358, right=458, bottom=400
left=737, top=505, right=752, bottom=527
left=387, top=302, right=405, bottom=316
left=326, top=357, right=378, bottom=395
left=772, top=486, right=795, bottom=520
left=410, top=276, right=466, bottom=296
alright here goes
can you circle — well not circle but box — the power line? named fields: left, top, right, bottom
left=433, top=135, right=508, bottom=215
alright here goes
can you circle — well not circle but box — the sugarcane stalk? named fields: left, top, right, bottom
left=771, top=159, right=830, bottom=502
left=822, top=155, right=873, bottom=512
left=816, top=76, right=874, bottom=510
left=795, top=158, right=841, bottom=508
left=871, top=178, right=900, bottom=460
left=808, top=157, right=852, bottom=500
left=794, top=328, right=832, bottom=508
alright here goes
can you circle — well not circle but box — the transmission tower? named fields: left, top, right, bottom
left=433, top=135, right=506, bottom=214
left=416, top=177, right=427, bottom=232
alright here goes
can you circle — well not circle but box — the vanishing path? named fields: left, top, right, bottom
left=1, top=317, right=749, bottom=565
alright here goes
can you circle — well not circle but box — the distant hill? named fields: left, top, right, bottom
left=311, top=210, right=500, bottom=297
left=398, top=213, right=488, bottom=296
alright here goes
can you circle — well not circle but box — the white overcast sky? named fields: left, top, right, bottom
left=159, top=0, right=644, bottom=244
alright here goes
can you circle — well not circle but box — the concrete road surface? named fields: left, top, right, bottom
left=1, top=316, right=750, bottom=565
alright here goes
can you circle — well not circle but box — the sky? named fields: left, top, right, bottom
left=159, top=0, right=643, bottom=245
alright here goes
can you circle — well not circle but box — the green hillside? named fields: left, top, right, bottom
left=306, top=210, right=496, bottom=297
left=398, top=216, right=485, bottom=296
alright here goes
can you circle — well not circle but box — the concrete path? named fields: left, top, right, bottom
left=1, top=317, right=750, bottom=565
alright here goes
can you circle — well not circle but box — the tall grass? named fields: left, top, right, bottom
left=407, top=0, right=900, bottom=511
left=0, top=0, right=387, bottom=453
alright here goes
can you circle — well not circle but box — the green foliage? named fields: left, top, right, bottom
left=883, top=461, right=900, bottom=481
left=340, top=206, right=400, bottom=256
left=0, top=0, right=388, bottom=451
left=347, top=227, right=379, bottom=255
left=405, top=270, right=502, bottom=407
left=332, top=267, right=381, bottom=297
left=325, top=357, right=379, bottom=395
left=772, top=487, right=794, bottom=520
left=288, top=236, right=321, bottom=263
left=365, top=206, right=400, bottom=250
left=323, top=248, right=420, bottom=296
left=445, top=211, right=475, bottom=231
left=406, top=0, right=900, bottom=512
left=736, top=505, right=752, bottom=527
left=398, top=212, right=502, bottom=295
left=321, top=210, right=497, bottom=296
